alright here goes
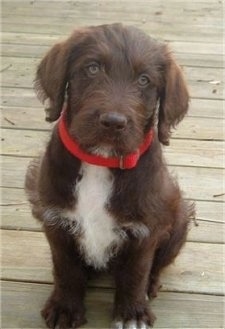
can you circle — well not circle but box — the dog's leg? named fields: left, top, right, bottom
left=41, top=225, right=87, bottom=329
left=112, top=238, right=156, bottom=329
left=148, top=219, right=189, bottom=299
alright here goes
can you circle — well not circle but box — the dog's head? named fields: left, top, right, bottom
left=35, top=24, right=189, bottom=153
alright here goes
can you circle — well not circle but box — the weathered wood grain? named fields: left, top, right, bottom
left=1, top=97, right=223, bottom=121
left=2, top=52, right=223, bottom=83
left=188, top=99, right=224, bottom=118
left=2, top=21, right=222, bottom=42
left=2, top=281, right=224, bottom=329
left=1, top=106, right=50, bottom=130
left=2, top=126, right=224, bottom=169
left=3, top=13, right=222, bottom=28
left=2, top=86, right=224, bottom=114
left=2, top=0, right=223, bottom=48
left=2, top=33, right=223, bottom=58
left=2, top=15, right=223, bottom=44
left=2, top=55, right=223, bottom=90
left=1, top=54, right=223, bottom=86
left=2, top=0, right=223, bottom=23
left=2, top=157, right=225, bottom=201
left=1, top=114, right=224, bottom=141
left=1, top=230, right=224, bottom=295
left=1, top=184, right=223, bottom=222
left=187, top=218, right=224, bottom=243
left=175, top=52, right=223, bottom=68
left=2, top=153, right=224, bottom=201
left=1, top=186, right=224, bottom=243
left=2, top=49, right=223, bottom=69
left=2, top=281, right=112, bottom=329
left=1, top=83, right=223, bottom=107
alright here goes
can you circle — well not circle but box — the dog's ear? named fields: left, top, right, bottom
left=34, top=41, right=71, bottom=122
left=158, top=52, right=189, bottom=145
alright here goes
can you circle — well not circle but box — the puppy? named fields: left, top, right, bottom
left=25, top=23, right=194, bottom=329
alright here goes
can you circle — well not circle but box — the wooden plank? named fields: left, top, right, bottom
left=2, top=88, right=223, bottom=116
left=1, top=32, right=59, bottom=46
left=184, top=67, right=224, bottom=83
left=171, top=41, right=223, bottom=56
left=2, top=55, right=223, bottom=83
left=1, top=129, right=49, bottom=157
left=2, top=162, right=224, bottom=203
left=1, top=98, right=224, bottom=122
left=1, top=83, right=223, bottom=106
left=1, top=3, right=223, bottom=28
left=1, top=154, right=225, bottom=202
left=1, top=229, right=224, bottom=295
left=173, top=166, right=224, bottom=202
left=167, top=116, right=224, bottom=140
left=164, top=242, right=225, bottom=295
left=2, top=127, right=224, bottom=169
left=189, top=81, right=223, bottom=100
left=195, top=200, right=224, bottom=223
left=2, top=281, right=224, bottom=329
left=188, top=99, right=224, bottom=119
left=167, top=139, right=224, bottom=169
left=1, top=230, right=53, bottom=284
left=1, top=187, right=224, bottom=238
left=1, top=156, right=30, bottom=189
left=2, top=15, right=223, bottom=35
left=1, top=108, right=224, bottom=141
left=175, top=52, right=223, bottom=68
left=2, top=281, right=111, bottom=329
left=1, top=0, right=223, bottom=51
left=2, top=1, right=223, bottom=24
left=2, top=33, right=223, bottom=57
left=1, top=32, right=60, bottom=47
left=2, top=49, right=223, bottom=69
left=2, top=22, right=223, bottom=44
left=2, top=0, right=222, bottom=9
left=1, top=186, right=41, bottom=231
left=188, top=219, right=224, bottom=243
left=1, top=8, right=223, bottom=28
left=1, top=87, right=41, bottom=108
left=1, top=186, right=224, bottom=243
left=1, top=106, right=50, bottom=130
left=1, top=49, right=224, bottom=84
left=1, top=43, right=49, bottom=59
left=1, top=55, right=224, bottom=89
left=2, top=54, right=223, bottom=83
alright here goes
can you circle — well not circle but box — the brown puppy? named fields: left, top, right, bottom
left=25, top=23, right=194, bottom=329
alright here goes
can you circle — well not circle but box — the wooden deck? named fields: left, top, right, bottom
left=1, top=1, right=224, bottom=328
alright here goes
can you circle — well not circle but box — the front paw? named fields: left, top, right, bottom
left=41, top=293, right=86, bottom=328
left=112, top=302, right=156, bottom=329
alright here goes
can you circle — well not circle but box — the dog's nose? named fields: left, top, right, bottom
left=99, top=112, right=127, bottom=130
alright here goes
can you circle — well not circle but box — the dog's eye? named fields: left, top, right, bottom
left=138, top=74, right=150, bottom=87
left=87, top=62, right=100, bottom=76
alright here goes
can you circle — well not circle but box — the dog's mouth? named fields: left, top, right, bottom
left=69, top=110, right=145, bottom=157
left=70, top=127, right=143, bottom=157
left=82, top=131, right=142, bottom=157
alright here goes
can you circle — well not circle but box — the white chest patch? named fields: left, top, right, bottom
left=42, top=163, right=150, bottom=269
left=70, top=163, right=124, bottom=269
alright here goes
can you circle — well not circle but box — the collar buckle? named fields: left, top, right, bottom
left=119, top=156, right=125, bottom=170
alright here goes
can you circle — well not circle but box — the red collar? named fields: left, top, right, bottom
left=58, top=112, right=154, bottom=169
